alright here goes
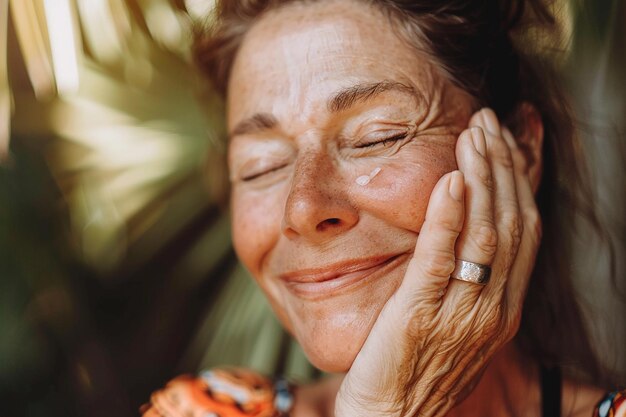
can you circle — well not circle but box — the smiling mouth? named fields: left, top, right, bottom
left=279, top=253, right=408, bottom=299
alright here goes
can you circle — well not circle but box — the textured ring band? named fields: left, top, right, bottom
left=451, top=260, right=491, bottom=285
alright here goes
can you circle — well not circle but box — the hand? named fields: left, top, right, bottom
left=335, top=108, right=542, bottom=417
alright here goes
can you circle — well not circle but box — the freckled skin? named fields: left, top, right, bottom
left=227, top=0, right=475, bottom=372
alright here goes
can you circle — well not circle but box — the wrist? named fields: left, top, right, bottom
left=335, top=384, right=402, bottom=417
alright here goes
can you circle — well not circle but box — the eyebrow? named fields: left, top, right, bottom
left=230, top=113, right=279, bottom=137
left=328, top=80, right=418, bottom=113
left=229, top=80, right=420, bottom=138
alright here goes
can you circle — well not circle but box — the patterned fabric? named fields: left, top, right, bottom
left=142, top=369, right=625, bottom=417
left=140, top=368, right=294, bottom=417
left=594, top=390, right=626, bottom=417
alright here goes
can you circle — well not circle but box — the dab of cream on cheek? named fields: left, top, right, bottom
left=356, top=167, right=382, bottom=186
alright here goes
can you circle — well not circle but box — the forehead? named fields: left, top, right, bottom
left=227, top=0, right=438, bottom=129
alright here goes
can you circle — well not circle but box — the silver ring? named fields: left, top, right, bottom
left=451, top=260, right=491, bottom=285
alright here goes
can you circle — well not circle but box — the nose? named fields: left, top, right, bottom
left=282, top=153, right=359, bottom=242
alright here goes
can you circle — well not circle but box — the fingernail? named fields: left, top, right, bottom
left=448, top=171, right=464, bottom=201
left=481, top=108, right=500, bottom=136
left=470, top=127, right=486, bottom=157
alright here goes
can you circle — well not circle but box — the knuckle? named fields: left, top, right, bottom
left=502, top=211, right=523, bottom=245
left=474, top=158, right=494, bottom=189
left=511, top=148, right=528, bottom=174
left=405, top=305, right=436, bottom=336
left=468, top=222, right=498, bottom=257
left=442, top=216, right=463, bottom=234
left=420, top=249, right=455, bottom=279
left=490, top=140, right=514, bottom=169
left=431, top=213, right=463, bottom=234
left=524, top=209, right=542, bottom=242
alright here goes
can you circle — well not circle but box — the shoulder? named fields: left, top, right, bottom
left=562, top=378, right=625, bottom=417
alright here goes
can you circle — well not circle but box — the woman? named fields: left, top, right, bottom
left=142, top=0, right=625, bottom=416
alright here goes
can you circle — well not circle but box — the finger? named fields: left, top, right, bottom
left=502, top=127, right=541, bottom=252
left=443, top=127, right=497, bottom=309
left=501, top=128, right=542, bottom=312
left=400, top=170, right=465, bottom=304
left=353, top=172, right=464, bottom=364
left=469, top=109, right=521, bottom=296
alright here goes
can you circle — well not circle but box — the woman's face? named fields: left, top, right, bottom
left=227, top=0, right=475, bottom=372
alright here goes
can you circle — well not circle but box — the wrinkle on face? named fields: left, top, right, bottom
left=228, top=3, right=442, bottom=131
left=227, top=0, right=476, bottom=372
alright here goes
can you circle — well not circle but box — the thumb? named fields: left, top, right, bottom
left=396, top=170, right=465, bottom=307
left=370, top=170, right=464, bottom=345
left=340, top=171, right=465, bottom=403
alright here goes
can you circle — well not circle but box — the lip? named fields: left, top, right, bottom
left=279, top=253, right=408, bottom=299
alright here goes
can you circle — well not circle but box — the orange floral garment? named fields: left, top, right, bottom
left=140, top=368, right=294, bottom=417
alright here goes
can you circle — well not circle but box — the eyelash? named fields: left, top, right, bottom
left=241, top=163, right=288, bottom=182
left=356, top=132, right=408, bottom=148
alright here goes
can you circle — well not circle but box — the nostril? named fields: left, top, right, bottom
left=316, top=218, right=341, bottom=232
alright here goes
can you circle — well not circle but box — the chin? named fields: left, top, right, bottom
left=287, top=308, right=379, bottom=373
left=303, top=342, right=358, bottom=373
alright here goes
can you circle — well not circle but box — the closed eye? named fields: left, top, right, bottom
left=356, top=132, right=408, bottom=148
left=241, top=163, right=289, bottom=182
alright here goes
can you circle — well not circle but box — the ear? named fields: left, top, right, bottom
left=512, top=102, right=544, bottom=194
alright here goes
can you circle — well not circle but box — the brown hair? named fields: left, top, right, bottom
left=193, top=0, right=615, bottom=386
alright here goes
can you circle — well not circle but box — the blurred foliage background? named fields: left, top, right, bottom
left=0, top=0, right=624, bottom=416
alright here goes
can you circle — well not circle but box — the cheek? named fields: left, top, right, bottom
left=350, top=144, right=457, bottom=231
left=231, top=188, right=285, bottom=276
left=231, top=186, right=297, bottom=335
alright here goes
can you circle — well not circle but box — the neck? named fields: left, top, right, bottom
left=446, top=342, right=541, bottom=417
